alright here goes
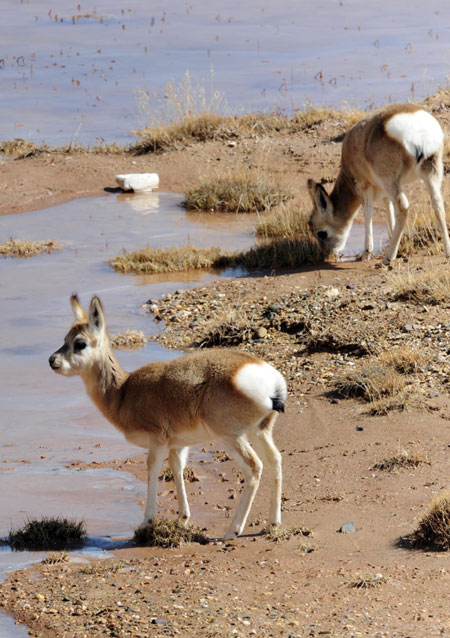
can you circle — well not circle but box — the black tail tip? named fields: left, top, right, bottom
left=272, top=397, right=285, bottom=413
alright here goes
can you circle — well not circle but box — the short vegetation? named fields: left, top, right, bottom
left=255, top=202, right=310, bottom=239
left=0, top=239, right=60, bottom=258
left=265, top=524, right=312, bottom=543
left=183, top=171, right=292, bottom=213
left=110, top=245, right=228, bottom=274
left=391, top=264, right=450, bottom=305
left=372, top=450, right=430, bottom=472
left=133, top=519, right=209, bottom=548
left=159, top=465, right=199, bottom=482
left=404, top=493, right=450, bottom=551
left=9, top=517, right=87, bottom=551
left=334, top=347, right=425, bottom=415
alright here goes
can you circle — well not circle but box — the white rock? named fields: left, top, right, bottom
left=115, top=173, right=159, bottom=192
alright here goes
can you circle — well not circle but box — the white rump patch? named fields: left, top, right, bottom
left=385, top=110, right=443, bottom=159
left=233, top=362, right=287, bottom=412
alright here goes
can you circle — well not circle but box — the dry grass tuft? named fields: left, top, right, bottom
left=159, top=466, right=199, bottom=482
left=372, top=450, right=430, bottom=472
left=41, top=551, right=70, bottom=565
left=218, top=237, right=327, bottom=271
left=196, top=309, right=255, bottom=347
left=398, top=210, right=447, bottom=256
left=109, top=245, right=229, bottom=274
left=265, top=524, right=312, bottom=543
left=110, top=330, right=147, bottom=350
left=348, top=573, right=388, bottom=589
left=391, top=265, right=450, bottom=305
left=0, top=239, right=60, bottom=258
left=80, top=560, right=128, bottom=575
left=378, top=346, right=427, bottom=374
left=406, top=493, right=450, bottom=551
left=9, top=517, right=87, bottom=551
left=184, top=171, right=292, bottom=213
left=334, top=362, right=405, bottom=403
left=0, top=138, right=43, bottom=158
left=133, top=519, right=209, bottom=548
left=255, top=202, right=310, bottom=239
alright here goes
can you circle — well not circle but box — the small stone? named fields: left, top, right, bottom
left=330, top=398, right=340, bottom=405
left=339, top=521, right=356, bottom=534
left=403, top=322, right=419, bottom=332
left=324, top=287, right=339, bottom=299
left=151, top=618, right=168, bottom=626
left=356, top=425, right=364, bottom=431
left=256, top=327, right=267, bottom=338
left=268, top=304, right=282, bottom=313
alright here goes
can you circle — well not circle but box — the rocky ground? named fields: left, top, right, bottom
left=1, top=92, right=450, bottom=637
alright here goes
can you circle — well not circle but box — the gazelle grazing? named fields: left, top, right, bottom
left=49, top=295, right=287, bottom=540
left=308, top=104, right=450, bottom=265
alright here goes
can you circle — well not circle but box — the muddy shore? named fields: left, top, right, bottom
left=1, top=93, right=450, bottom=637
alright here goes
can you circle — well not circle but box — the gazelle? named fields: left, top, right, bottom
left=308, top=103, right=450, bottom=265
left=49, top=295, right=287, bottom=540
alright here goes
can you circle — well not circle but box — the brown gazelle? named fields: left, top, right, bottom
left=49, top=295, right=287, bottom=540
left=308, top=103, right=450, bottom=265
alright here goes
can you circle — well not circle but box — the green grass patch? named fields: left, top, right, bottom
left=255, top=202, right=310, bottom=239
left=133, top=519, right=209, bottom=548
left=109, top=245, right=229, bottom=274
left=9, top=517, right=87, bottom=551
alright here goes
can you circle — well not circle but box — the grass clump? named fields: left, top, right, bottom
left=110, top=330, right=147, bottom=350
left=391, top=265, right=450, bottom=305
left=0, top=139, right=43, bottom=158
left=159, top=465, right=199, bottom=482
left=398, top=211, right=447, bottom=256
left=255, top=202, right=310, bottom=239
left=348, top=573, right=387, bottom=589
left=80, top=560, right=127, bottom=575
left=0, top=239, right=60, bottom=258
left=334, top=362, right=405, bottom=403
left=184, top=171, right=292, bottom=213
left=9, top=517, right=87, bottom=551
left=218, top=237, right=327, bottom=270
left=373, top=450, right=430, bottom=472
left=405, top=493, right=450, bottom=551
left=109, top=245, right=229, bottom=274
left=133, top=519, right=209, bottom=548
left=41, top=551, right=69, bottom=564
left=265, top=524, right=312, bottom=543
left=196, top=309, right=256, bottom=347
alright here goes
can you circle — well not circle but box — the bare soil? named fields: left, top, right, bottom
left=1, top=93, right=450, bottom=637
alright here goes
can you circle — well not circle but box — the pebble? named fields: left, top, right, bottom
left=339, top=521, right=356, bottom=534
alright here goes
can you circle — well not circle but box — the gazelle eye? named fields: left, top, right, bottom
left=74, top=341, right=87, bottom=352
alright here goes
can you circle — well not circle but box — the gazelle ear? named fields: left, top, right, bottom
left=307, top=179, right=333, bottom=217
left=70, top=294, right=87, bottom=323
left=88, top=296, right=106, bottom=335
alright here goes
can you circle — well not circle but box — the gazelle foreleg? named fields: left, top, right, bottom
left=168, top=447, right=191, bottom=522
left=385, top=198, right=395, bottom=237
left=141, top=445, right=167, bottom=526
left=223, top=434, right=263, bottom=540
left=362, top=191, right=375, bottom=260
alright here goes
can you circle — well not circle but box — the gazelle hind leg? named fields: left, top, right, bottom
left=385, top=198, right=395, bottom=237
left=423, top=173, right=450, bottom=258
left=141, top=445, right=167, bottom=527
left=168, top=447, right=191, bottom=523
left=382, top=191, right=410, bottom=265
left=223, top=434, right=262, bottom=540
left=248, top=415, right=282, bottom=527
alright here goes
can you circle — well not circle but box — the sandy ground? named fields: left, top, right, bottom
left=1, top=93, right=450, bottom=637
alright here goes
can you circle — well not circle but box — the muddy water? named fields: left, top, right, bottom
left=1, top=0, right=449, bottom=145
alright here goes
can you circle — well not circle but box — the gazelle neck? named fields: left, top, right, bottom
left=330, top=168, right=361, bottom=223
left=81, top=344, right=129, bottom=427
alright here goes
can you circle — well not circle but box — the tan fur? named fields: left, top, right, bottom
left=308, top=103, right=450, bottom=264
left=49, top=295, right=286, bottom=540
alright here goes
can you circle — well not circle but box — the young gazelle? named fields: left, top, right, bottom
left=308, top=103, right=450, bottom=265
left=49, top=295, right=287, bottom=540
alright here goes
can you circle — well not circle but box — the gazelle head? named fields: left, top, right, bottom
left=48, top=295, right=107, bottom=377
left=307, top=179, right=350, bottom=255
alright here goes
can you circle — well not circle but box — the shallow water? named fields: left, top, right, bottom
left=1, top=0, right=449, bottom=145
